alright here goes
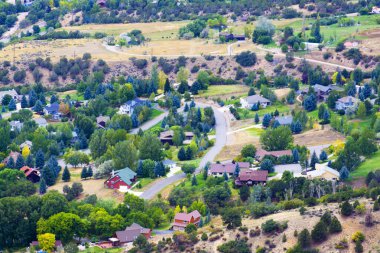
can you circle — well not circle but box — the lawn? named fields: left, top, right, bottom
left=196, top=85, right=249, bottom=98
left=283, top=15, right=380, bottom=46
left=246, top=127, right=264, bottom=137
left=237, top=102, right=291, bottom=119
left=351, top=151, right=380, bottom=178
left=149, top=108, right=164, bottom=119
left=80, top=247, right=123, bottom=253
left=57, top=90, right=84, bottom=101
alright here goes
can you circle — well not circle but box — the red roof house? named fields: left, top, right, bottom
left=255, top=149, right=292, bottom=161
left=20, top=166, right=41, bottom=183
left=104, top=168, right=137, bottom=190
left=208, top=162, right=250, bottom=176
left=172, top=210, right=201, bottom=231
left=235, top=170, right=268, bottom=186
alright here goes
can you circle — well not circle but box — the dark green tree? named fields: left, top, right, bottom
left=62, top=166, right=71, bottom=182
left=341, top=201, right=353, bottom=216
left=35, top=149, right=45, bottom=169
left=298, top=228, right=311, bottom=248
left=329, top=216, right=342, bottom=233
left=15, top=154, right=24, bottom=169
left=81, top=167, right=87, bottom=180
left=311, top=221, right=328, bottom=243
left=39, top=178, right=47, bottom=194
left=191, top=174, right=198, bottom=186
left=21, top=95, right=28, bottom=108
left=239, top=184, right=250, bottom=201
left=221, top=208, right=242, bottom=229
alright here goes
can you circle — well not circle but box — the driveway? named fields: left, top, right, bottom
left=140, top=102, right=228, bottom=199
left=130, top=109, right=168, bottom=134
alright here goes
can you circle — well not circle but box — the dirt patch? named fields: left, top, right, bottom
left=294, top=126, right=345, bottom=147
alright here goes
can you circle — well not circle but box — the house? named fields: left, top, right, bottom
left=0, top=89, right=18, bottom=102
left=240, top=95, right=271, bottom=109
left=20, top=140, right=33, bottom=150
left=159, top=130, right=194, bottom=145
left=34, top=118, right=48, bottom=128
left=96, top=115, right=110, bottom=128
left=163, top=159, right=177, bottom=169
left=172, top=210, right=201, bottom=231
left=219, top=32, right=246, bottom=42
left=104, top=167, right=137, bottom=190
left=112, top=223, right=151, bottom=245
left=30, top=240, right=63, bottom=250
left=303, top=163, right=339, bottom=181
left=118, top=98, right=147, bottom=116
left=119, top=33, right=132, bottom=44
left=255, top=149, right=293, bottom=161
left=208, top=162, right=250, bottom=177
left=96, top=0, right=106, bottom=7
left=10, top=120, right=23, bottom=131
left=3, top=151, right=21, bottom=164
left=370, top=6, right=380, bottom=14
left=235, top=170, right=268, bottom=186
left=275, top=116, right=293, bottom=126
left=335, top=96, right=359, bottom=111
left=44, top=103, right=60, bottom=120
left=20, top=166, right=40, bottom=183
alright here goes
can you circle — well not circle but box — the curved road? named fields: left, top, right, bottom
left=140, top=102, right=228, bottom=199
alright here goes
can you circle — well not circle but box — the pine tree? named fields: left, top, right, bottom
left=339, top=166, right=350, bottom=180
left=81, top=167, right=88, bottom=180
left=33, top=100, right=43, bottom=113
left=42, top=166, right=56, bottom=186
left=26, top=155, right=34, bottom=167
left=341, top=201, right=353, bottom=216
left=254, top=113, right=260, bottom=124
left=203, top=164, right=208, bottom=180
left=39, top=178, right=47, bottom=194
left=292, top=149, right=299, bottom=163
left=50, top=94, right=58, bottom=104
left=87, top=166, right=93, bottom=178
left=234, top=163, right=240, bottom=178
left=310, top=151, right=319, bottom=169
left=190, top=100, right=196, bottom=108
left=191, top=174, right=198, bottom=186
left=178, top=147, right=187, bottom=161
left=223, top=172, right=228, bottom=181
left=21, top=95, right=28, bottom=108
left=35, top=149, right=45, bottom=169
left=198, top=218, right=203, bottom=228
left=272, top=120, right=280, bottom=128
left=164, top=78, right=171, bottom=93
left=8, top=99, right=16, bottom=111
left=15, top=154, right=25, bottom=169
left=184, top=103, right=189, bottom=112
left=311, top=221, right=328, bottom=243
left=298, top=229, right=311, bottom=248
left=185, top=146, right=193, bottom=160
left=84, top=87, right=92, bottom=100
left=137, top=160, right=144, bottom=177
left=319, top=150, right=328, bottom=161
left=329, top=216, right=342, bottom=233
left=6, top=157, right=15, bottom=169
left=62, top=166, right=71, bottom=182
left=154, top=162, right=165, bottom=177
left=262, top=114, right=272, bottom=128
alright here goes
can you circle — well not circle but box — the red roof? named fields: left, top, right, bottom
left=20, top=166, right=39, bottom=177
left=174, top=210, right=201, bottom=222
left=237, top=170, right=268, bottom=182
left=256, top=149, right=292, bottom=160
left=209, top=162, right=250, bottom=174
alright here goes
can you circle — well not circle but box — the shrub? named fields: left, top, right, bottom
left=329, top=216, right=342, bottom=233
left=341, top=201, right=353, bottom=216
left=311, top=221, right=328, bottom=243
left=235, top=51, right=257, bottom=67
left=351, top=231, right=365, bottom=243
left=201, top=232, right=208, bottom=241
left=132, top=58, right=148, bottom=69
left=282, top=198, right=304, bottom=210
left=298, top=229, right=311, bottom=248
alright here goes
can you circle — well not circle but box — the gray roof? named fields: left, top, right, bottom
left=0, top=89, right=18, bottom=98
left=115, top=223, right=150, bottom=243
left=314, top=84, right=332, bottom=93
left=244, top=95, right=270, bottom=104
left=337, top=96, right=358, bottom=103
left=34, top=118, right=48, bottom=126
left=276, top=116, right=293, bottom=125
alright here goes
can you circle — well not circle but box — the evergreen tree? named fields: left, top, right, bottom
left=84, top=87, right=92, bottom=100
left=42, top=165, right=56, bottom=186
left=184, top=103, right=189, bottom=112
left=39, top=178, right=47, bottom=194
left=339, top=166, right=350, bottom=180
left=329, top=216, right=342, bottom=233
left=164, top=78, right=171, bottom=93
left=341, top=201, right=353, bottom=216
left=203, top=164, right=208, bottom=180
left=87, top=166, right=93, bottom=178
left=6, top=157, right=15, bottom=169
left=8, top=99, right=16, bottom=111
left=310, top=151, right=319, bottom=169
left=28, top=89, right=37, bottom=107
left=185, top=146, right=193, bottom=160
left=154, top=162, right=165, bottom=177
left=319, top=150, right=328, bottom=161
left=262, top=114, right=272, bottom=128
left=178, top=147, right=187, bottom=161
left=15, top=154, right=25, bottom=169
left=21, top=95, right=28, bottom=108
left=292, top=149, right=299, bottom=163
left=272, top=120, right=280, bottom=128
left=234, top=163, right=240, bottom=178
left=239, top=184, right=250, bottom=201
left=311, top=221, right=328, bottom=243
left=33, top=100, right=43, bottom=113
left=50, top=94, right=58, bottom=104
left=190, top=100, right=196, bottom=108
left=136, top=160, right=144, bottom=177
left=81, top=167, right=88, bottom=180
left=355, top=241, right=363, bottom=253
left=223, top=172, right=228, bottom=181
left=62, top=166, right=71, bottom=182
left=298, top=229, right=311, bottom=248
left=198, top=218, right=203, bottom=228
left=191, top=174, right=198, bottom=186
left=254, top=113, right=260, bottom=124
left=26, top=155, right=34, bottom=167
left=322, top=110, right=330, bottom=124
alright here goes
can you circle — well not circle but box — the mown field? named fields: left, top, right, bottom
left=351, top=150, right=380, bottom=178
left=196, top=84, right=249, bottom=98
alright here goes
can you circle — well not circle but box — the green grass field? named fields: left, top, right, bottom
left=149, top=108, right=164, bottom=119
left=283, top=15, right=380, bottom=46
left=351, top=151, right=380, bottom=178
left=80, top=247, right=123, bottom=253
left=197, top=85, right=249, bottom=98
left=246, top=127, right=264, bottom=136
left=237, top=102, right=291, bottom=119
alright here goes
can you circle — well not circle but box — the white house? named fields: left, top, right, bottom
left=0, top=89, right=18, bottom=102
left=335, top=96, right=359, bottom=111
left=371, top=6, right=380, bottom=14
left=118, top=98, right=146, bottom=116
left=240, top=95, right=271, bottom=109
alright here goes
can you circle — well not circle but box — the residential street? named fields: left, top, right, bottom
left=140, top=102, right=228, bottom=199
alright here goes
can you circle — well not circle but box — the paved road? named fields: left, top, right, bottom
left=130, top=109, right=168, bottom=134
left=140, top=102, right=228, bottom=199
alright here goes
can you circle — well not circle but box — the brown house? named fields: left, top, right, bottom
left=172, top=210, right=201, bottom=231
left=208, top=162, right=250, bottom=177
left=113, top=223, right=151, bottom=245
left=255, top=149, right=292, bottom=161
left=235, top=170, right=268, bottom=186
left=20, top=166, right=41, bottom=183
left=159, top=130, right=194, bottom=145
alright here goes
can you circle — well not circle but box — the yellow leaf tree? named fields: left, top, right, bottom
left=59, top=102, right=70, bottom=116
left=174, top=205, right=181, bottom=214
left=158, top=71, right=167, bottom=91
left=38, top=233, right=56, bottom=253
left=176, top=67, right=189, bottom=83
left=22, top=146, right=30, bottom=158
